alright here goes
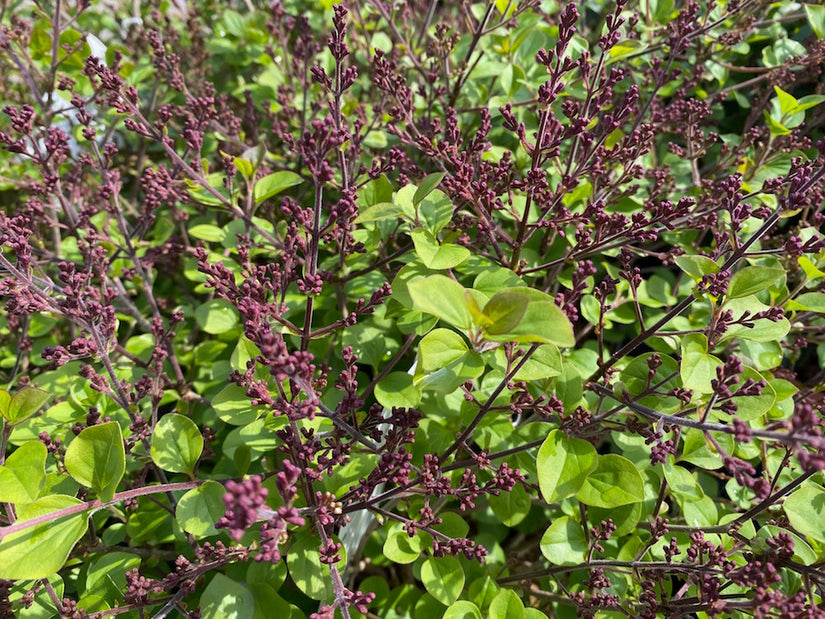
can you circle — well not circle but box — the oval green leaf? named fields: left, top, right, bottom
left=64, top=421, right=125, bottom=502
left=537, top=430, right=598, bottom=503
left=151, top=413, right=203, bottom=474
left=576, top=454, right=645, bottom=508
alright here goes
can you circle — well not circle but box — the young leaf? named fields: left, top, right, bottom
left=488, top=589, right=525, bottom=619
left=0, top=441, right=48, bottom=503
left=783, top=484, right=825, bottom=544
left=674, top=254, right=719, bottom=279
left=200, top=574, right=255, bottom=619
left=194, top=299, right=240, bottom=335
left=0, top=495, right=89, bottom=580
left=176, top=481, right=225, bottom=537
left=413, top=172, right=446, bottom=205
left=383, top=530, right=422, bottom=564
left=680, top=333, right=722, bottom=394
left=410, top=229, right=471, bottom=270
left=491, top=344, right=562, bottom=380
left=354, top=201, right=405, bottom=224
left=726, top=266, right=784, bottom=299
left=537, top=430, right=598, bottom=502
left=489, top=484, right=531, bottom=526
left=151, top=414, right=204, bottom=474
left=64, top=422, right=125, bottom=502
left=408, top=275, right=472, bottom=329
left=576, top=454, right=645, bottom=508
left=805, top=3, right=825, bottom=38
left=212, top=384, right=264, bottom=426
left=286, top=532, right=346, bottom=600
left=418, top=328, right=468, bottom=372
left=540, top=516, right=588, bottom=565
left=5, top=387, right=51, bottom=425
left=421, top=556, right=464, bottom=605
left=482, top=291, right=529, bottom=335
left=483, top=288, right=575, bottom=347
left=253, top=171, right=303, bottom=204
left=375, top=372, right=421, bottom=408
left=417, top=351, right=484, bottom=393
left=773, top=86, right=798, bottom=116
left=444, top=601, right=483, bottom=619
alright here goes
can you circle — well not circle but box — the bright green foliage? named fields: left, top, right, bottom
left=176, top=481, right=225, bottom=537
left=421, top=556, right=464, bottom=605
left=0, top=495, right=88, bottom=580
left=151, top=414, right=203, bottom=474
left=537, top=430, right=598, bottom=502
left=64, top=422, right=125, bottom=502
left=0, top=442, right=47, bottom=503
left=575, top=454, right=645, bottom=508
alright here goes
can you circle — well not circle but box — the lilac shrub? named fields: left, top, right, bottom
left=1, top=0, right=825, bottom=617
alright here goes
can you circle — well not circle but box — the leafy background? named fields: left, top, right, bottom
left=1, top=0, right=825, bottom=617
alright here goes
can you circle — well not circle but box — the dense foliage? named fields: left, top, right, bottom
left=2, top=0, right=825, bottom=616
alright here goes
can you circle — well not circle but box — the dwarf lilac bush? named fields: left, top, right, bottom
left=2, top=0, right=825, bottom=617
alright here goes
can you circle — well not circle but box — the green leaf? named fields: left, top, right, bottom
left=482, top=292, right=529, bottom=335
left=408, top=275, right=472, bottom=329
left=793, top=94, right=825, bottom=113
left=201, top=574, right=255, bottom=619
left=5, top=387, right=51, bottom=425
left=799, top=256, right=825, bottom=280
left=0, top=441, right=47, bottom=503
left=358, top=174, right=393, bottom=207
left=774, top=86, right=798, bottom=116
left=726, top=266, right=784, bottom=299
left=806, top=3, right=825, bottom=38
left=375, top=372, right=421, bottom=408
left=787, top=292, right=825, bottom=312
left=674, top=254, right=719, bottom=279
left=354, top=201, right=405, bottom=224
left=64, top=422, right=125, bottom=502
left=540, top=516, right=588, bottom=565
left=576, top=454, right=645, bottom=508
left=783, top=484, right=825, bottom=544
left=0, top=495, right=89, bottom=580
left=491, top=344, right=562, bottom=380
left=418, top=329, right=468, bottom=371
left=488, top=589, right=525, bottom=619
left=287, top=532, right=346, bottom=600
left=253, top=171, right=303, bottom=204
left=151, top=414, right=203, bottom=474
left=189, top=224, right=227, bottom=243
left=680, top=333, right=722, bottom=394
left=417, top=351, right=484, bottom=393
left=729, top=366, right=776, bottom=421
left=383, top=530, right=422, bottom=564
left=176, top=481, right=225, bottom=537
left=418, top=190, right=454, bottom=234
left=223, top=417, right=284, bottom=460
left=664, top=460, right=704, bottom=502
left=444, top=601, right=483, bottom=619
left=212, top=384, right=264, bottom=426
left=536, top=430, right=598, bottom=502
left=607, top=39, right=646, bottom=62
left=679, top=428, right=734, bottom=469
left=489, top=484, right=531, bottom=526
left=0, top=389, right=9, bottom=418
left=410, top=229, right=471, bottom=270
left=421, top=556, right=464, bottom=605
left=195, top=299, right=240, bottom=334
left=233, top=157, right=254, bottom=179
left=413, top=172, right=446, bottom=205
left=483, top=288, right=575, bottom=347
